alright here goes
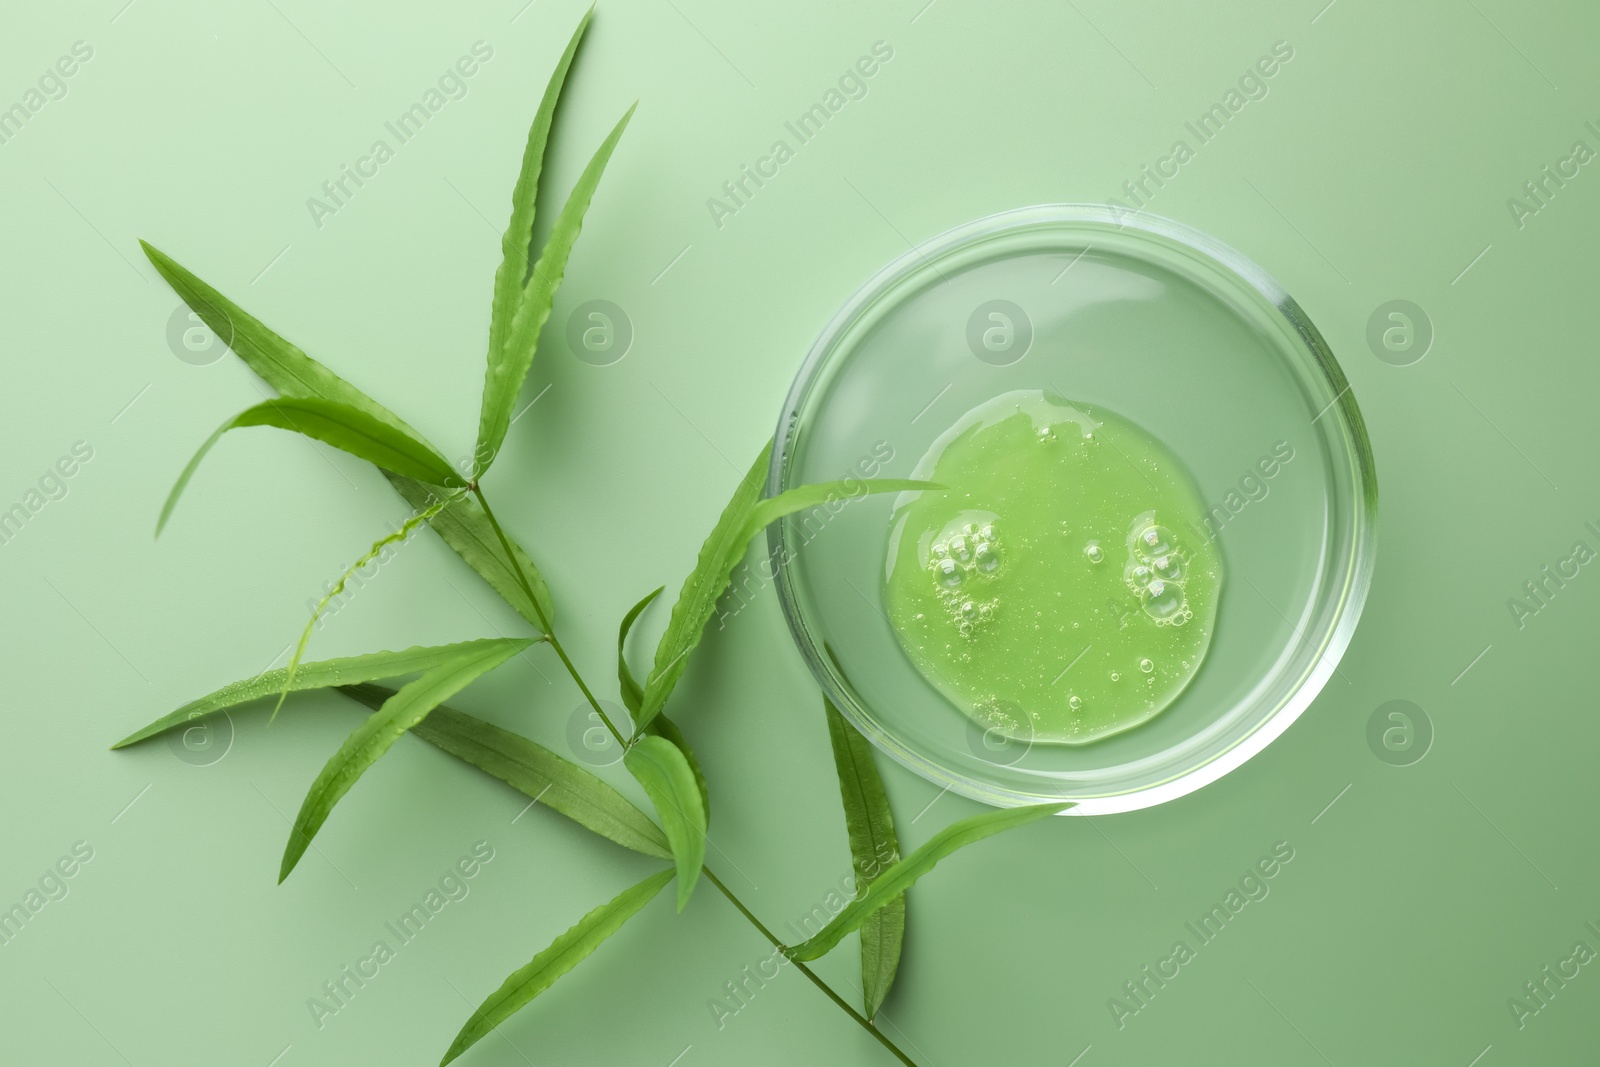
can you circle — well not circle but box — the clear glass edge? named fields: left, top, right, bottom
left=767, top=203, right=1380, bottom=816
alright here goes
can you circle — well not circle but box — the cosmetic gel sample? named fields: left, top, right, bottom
left=885, top=390, right=1222, bottom=745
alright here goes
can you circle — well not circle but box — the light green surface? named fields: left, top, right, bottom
left=885, top=390, right=1223, bottom=745
left=1, top=1, right=1596, bottom=1064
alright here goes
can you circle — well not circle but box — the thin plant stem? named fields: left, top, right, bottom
left=703, top=868, right=917, bottom=1066
left=470, top=483, right=920, bottom=1067
left=471, top=484, right=626, bottom=747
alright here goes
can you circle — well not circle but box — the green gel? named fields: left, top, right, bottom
left=885, top=390, right=1222, bottom=745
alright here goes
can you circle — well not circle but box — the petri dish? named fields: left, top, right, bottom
left=767, top=205, right=1377, bottom=815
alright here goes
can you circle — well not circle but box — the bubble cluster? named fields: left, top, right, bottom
left=1124, top=516, right=1196, bottom=627
left=975, top=699, right=1027, bottom=736
left=883, top=390, right=1223, bottom=748
left=1138, top=524, right=1175, bottom=556
left=927, top=521, right=1004, bottom=635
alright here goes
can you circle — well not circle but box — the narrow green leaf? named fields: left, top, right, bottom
left=475, top=102, right=637, bottom=476
left=616, top=586, right=663, bottom=716
left=860, top=875, right=904, bottom=1021
left=614, top=588, right=710, bottom=825
left=643, top=712, right=709, bottom=827
left=110, top=638, right=523, bottom=749
left=140, top=243, right=555, bottom=628
left=623, top=735, right=705, bottom=911
left=141, top=241, right=434, bottom=444
left=384, top=471, right=555, bottom=628
left=441, top=868, right=673, bottom=1066
left=339, top=684, right=670, bottom=859
left=484, top=7, right=593, bottom=423
left=159, top=397, right=460, bottom=535
left=788, top=802, right=1071, bottom=962
left=618, top=587, right=710, bottom=822
left=280, top=638, right=531, bottom=882
left=741, top=477, right=939, bottom=546
left=635, top=443, right=766, bottom=730
left=636, top=439, right=936, bottom=731
left=824, top=699, right=904, bottom=1020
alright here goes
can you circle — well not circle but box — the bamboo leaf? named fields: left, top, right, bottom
left=483, top=7, right=593, bottom=435
left=141, top=243, right=561, bottom=627
left=623, top=735, right=705, bottom=911
left=614, top=588, right=710, bottom=825
left=616, top=586, right=663, bottom=715
left=141, top=241, right=435, bottom=444
left=618, top=587, right=710, bottom=822
left=787, top=802, right=1071, bottom=962
left=634, top=443, right=765, bottom=730
left=110, top=638, right=523, bottom=749
left=824, top=698, right=904, bottom=1020
left=643, top=712, right=709, bottom=827
left=339, top=684, right=669, bottom=859
left=159, top=397, right=460, bottom=535
left=384, top=472, right=555, bottom=628
left=474, top=102, right=637, bottom=476
left=279, top=638, right=531, bottom=882
left=441, top=868, right=673, bottom=1066
left=741, top=477, right=939, bottom=547
left=636, top=439, right=936, bottom=731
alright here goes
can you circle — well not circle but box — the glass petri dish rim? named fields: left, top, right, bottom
left=767, top=203, right=1378, bottom=815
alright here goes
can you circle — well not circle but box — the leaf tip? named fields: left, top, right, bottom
left=155, top=465, right=194, bottom=537
left=155, top=486, right=181, bottom=537
left=604, top=101, right=638, bottom=141
left=279, top=833, right=306, bottom=883
left=138, top=239, right=175, bottom=281
left=440, top=1023, right=479, bottom=1067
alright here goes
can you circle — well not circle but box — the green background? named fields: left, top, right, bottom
left=2, top=0, right=1596, bottom=1063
